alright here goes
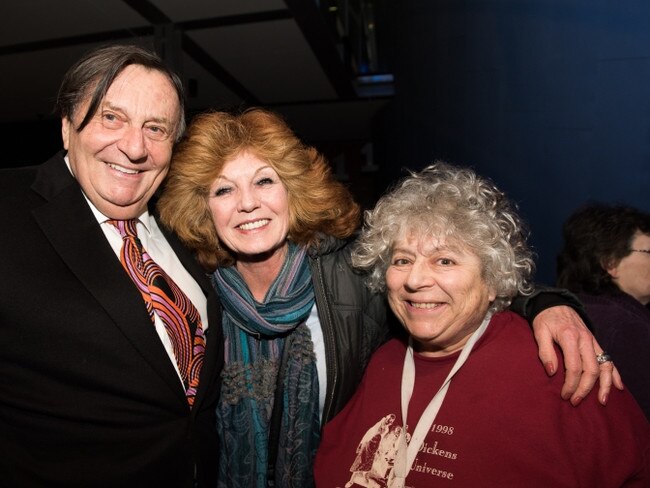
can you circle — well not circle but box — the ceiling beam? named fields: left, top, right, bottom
left=121, top=0, right=171, bottom=24
left=0, top=27, right=153, bottom=56
left=181, top=35, right=260, bottom=105
left=121, top=0, right=261, bottom=104
left=178, top=9, right=293, bottom=31
left=283, top=0, right=356, bottom=99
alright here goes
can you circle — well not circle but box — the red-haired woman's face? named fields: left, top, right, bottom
left=207, top=151, right=290, bottom=264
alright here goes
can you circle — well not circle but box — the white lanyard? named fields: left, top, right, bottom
left=390, top=312, right=493, bottom=488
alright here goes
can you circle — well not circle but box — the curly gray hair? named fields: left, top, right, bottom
left=352, top=162, right=535, bottom=312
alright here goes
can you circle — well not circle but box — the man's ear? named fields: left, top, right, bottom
left=61, top=117, right=71, bottom=150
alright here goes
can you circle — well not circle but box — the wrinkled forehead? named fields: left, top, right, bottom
left=78, top=65, right=181, bottom=120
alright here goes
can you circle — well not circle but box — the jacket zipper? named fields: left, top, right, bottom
left=311, top=255, right=337, bottom=425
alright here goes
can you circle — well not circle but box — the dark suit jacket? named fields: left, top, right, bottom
left=0, top=152, right=223, bottom=487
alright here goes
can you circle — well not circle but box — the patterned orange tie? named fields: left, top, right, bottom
left=109, top=219, right=205, bottom=407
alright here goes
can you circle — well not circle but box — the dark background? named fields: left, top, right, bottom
left=1, top=0, right=648, bottom=283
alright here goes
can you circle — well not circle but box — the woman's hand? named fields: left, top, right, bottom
left=532, top=305, right=624, bottom=406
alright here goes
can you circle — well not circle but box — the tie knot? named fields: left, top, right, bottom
left=108, top=219, right=139, bottom=239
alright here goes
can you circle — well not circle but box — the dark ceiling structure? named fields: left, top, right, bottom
left=0, top=0, right=393, bottom=148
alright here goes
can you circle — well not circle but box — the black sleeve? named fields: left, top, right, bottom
left=509, top=284, right=593, bottom=331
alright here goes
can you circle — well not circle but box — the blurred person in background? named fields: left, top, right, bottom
left=558, top=203, right=650, bottom=420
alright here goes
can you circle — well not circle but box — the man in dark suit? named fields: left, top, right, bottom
left=0, top=45, right=223, bottom=487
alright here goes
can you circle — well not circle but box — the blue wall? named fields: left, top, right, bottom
left=375, top=0, right=650, bottom=283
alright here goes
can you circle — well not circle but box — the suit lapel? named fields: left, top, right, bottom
left=31, top=154, right=187, bottom=405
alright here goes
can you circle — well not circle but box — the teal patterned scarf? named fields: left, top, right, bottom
left=212, top=243, right=320, bottom=487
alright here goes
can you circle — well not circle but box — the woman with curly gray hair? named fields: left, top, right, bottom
left=314, top=163, right=649, bottom=488
left=353, top=162, right=534, bottom=311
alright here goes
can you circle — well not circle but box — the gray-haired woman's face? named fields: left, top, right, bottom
left=385, top=231, right=496, bottom=357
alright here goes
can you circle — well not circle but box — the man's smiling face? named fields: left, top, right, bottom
left=62, top=64, right=180, bottom=219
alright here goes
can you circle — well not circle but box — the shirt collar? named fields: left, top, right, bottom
left=64, top=154, right=152, bottom=234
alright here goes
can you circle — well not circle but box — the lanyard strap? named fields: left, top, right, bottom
left=391, top=312, right=493, bottom=487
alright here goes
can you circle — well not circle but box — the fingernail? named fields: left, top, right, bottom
left=545, top=362, right=555, bottom=375
left=601, top=393, right=608, bottom=405
left=571, top=396, right=582, bottom=406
